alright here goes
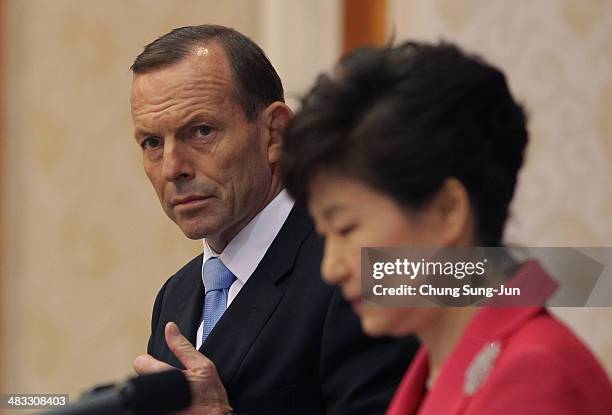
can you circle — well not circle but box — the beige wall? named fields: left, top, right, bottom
left=389, top=0, right=612, bottom=372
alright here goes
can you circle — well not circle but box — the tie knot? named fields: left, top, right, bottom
left=203, top=257, right=235, bottom=293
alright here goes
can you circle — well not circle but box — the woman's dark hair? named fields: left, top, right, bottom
left=281, top=41, right=528, bottom=246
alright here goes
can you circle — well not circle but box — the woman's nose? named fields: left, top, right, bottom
left=320, top=238, right=350, bottom=286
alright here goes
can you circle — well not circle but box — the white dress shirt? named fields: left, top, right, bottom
left=195, top=189, right=294, bottom=349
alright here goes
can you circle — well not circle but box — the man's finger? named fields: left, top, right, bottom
left=165, top=322, right=215, bottom=371
left=133, top=353, right=175, bottom=375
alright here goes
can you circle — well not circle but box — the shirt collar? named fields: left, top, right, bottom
left=202, top=189, right=295, bottom=285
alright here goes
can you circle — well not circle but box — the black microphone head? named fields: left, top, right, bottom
left=126, top=370, right=191, bottom=415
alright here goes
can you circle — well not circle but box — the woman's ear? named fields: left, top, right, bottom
left=262, top=102, right=293, bottom=164
left=429, top=177, right=474, bottom=246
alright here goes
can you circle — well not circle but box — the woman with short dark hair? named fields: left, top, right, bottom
left=281, top=41, right=612, bottom=414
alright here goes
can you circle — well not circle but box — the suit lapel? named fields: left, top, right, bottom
left=201, top=271, right=283, bottom=385
left=200, top=206, right=314, bottom=386
left=173, top=255, right=205, bottom=348
left=176, top=271, right=205, bottom=347
left=157, top=255, right=205, bottom=369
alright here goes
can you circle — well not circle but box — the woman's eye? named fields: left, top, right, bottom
left=338, top=224, right=356, bottom=236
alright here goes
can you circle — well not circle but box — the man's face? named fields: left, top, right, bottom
left=130, top=43, right=274, bottom=247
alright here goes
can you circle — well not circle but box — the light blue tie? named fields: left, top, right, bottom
left=201, top=257, right=236, bottom=343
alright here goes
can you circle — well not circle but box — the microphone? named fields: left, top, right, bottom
left=42, top=370, right=191, bottom=415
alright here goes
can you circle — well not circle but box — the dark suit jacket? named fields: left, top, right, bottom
left=148, top=206, right=418, bottom=414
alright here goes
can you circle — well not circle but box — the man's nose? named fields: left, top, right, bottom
left=320, top=239, right=349, bottom=286
left=161, top=141, right=194, bottom=183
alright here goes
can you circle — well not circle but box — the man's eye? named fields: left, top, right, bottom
left=195, top=125, right=213, bottom=138
left=142, top=137, right=162, bottom=149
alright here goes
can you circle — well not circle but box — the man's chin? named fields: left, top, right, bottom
left=174, top=220, right=217, bottom=241
left=181, top=230, right=208, bottom=240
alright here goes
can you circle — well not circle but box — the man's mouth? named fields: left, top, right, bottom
left=171, top=195, right=210, bottom=207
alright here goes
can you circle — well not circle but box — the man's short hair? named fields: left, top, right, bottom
left=131, top=24, right=284, bottom=121
left=281, top=41, right=528, bottom=246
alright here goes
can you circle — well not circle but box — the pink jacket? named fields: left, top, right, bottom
left=387, top=262, right=612, bottom=414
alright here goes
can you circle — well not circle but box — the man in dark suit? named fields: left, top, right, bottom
left=129, top=25, right=417, bottom=415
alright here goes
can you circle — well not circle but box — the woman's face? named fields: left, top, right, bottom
left=308, top=173, right=451, bottom=337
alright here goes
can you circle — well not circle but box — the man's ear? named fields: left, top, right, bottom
left=262, top=102, right=293, bottom=164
